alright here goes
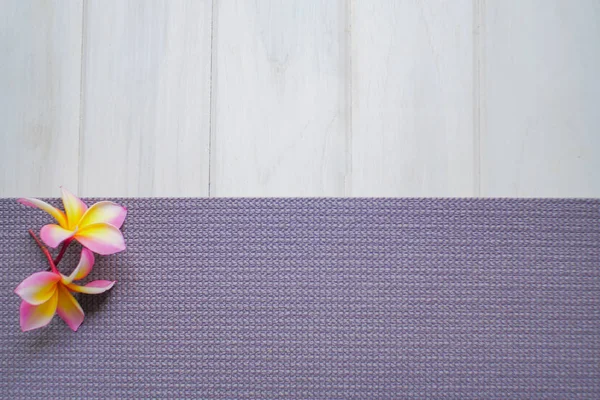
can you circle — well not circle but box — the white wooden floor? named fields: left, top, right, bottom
left=2, top=0, right=599, bottom=198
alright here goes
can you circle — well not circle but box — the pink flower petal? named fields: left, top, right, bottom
left=74, top=223, right=125, bottom=255
left=79, top=201, right=127, bottom=229
left=40, top=224, right=75, bottom=248
left=56, top=283, right=84, bottom=331
left=67, top=280, right=116, bottom=294
left=61, top=187, right=88, bottom=230
left=20, top=290, right=58, bottom=332
left=14, top=271, right=60, bottom=305
left=62, top=248, right=95, bottom=284
left=17, top=198, right=67, bottom=228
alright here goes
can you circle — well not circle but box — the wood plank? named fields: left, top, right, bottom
left=211, top=0, right=348, bottom=196
left=351, top=0, right=475, bottom=197
left=80, top=0, right=212, bottom=197
left=481, top=0, right=600, bottom=197
left=0, top=1, right=82, bottom=197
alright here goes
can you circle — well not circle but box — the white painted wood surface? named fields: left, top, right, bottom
left=481, top=0, right=600, bottom=197
left=211, top=0, right=348, bottom=196
left=80, top=0, right=212, bottom=197
left=1, top=0, right=599, bottom=198
left=351, top=0, right=474, bottom=196
left=0, top=1, right=82, bottom=197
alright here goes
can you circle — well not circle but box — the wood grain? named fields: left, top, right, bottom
left=2, top=1, right=600, bottom=198
left=481, top=0, right=600, bottom=197
left=0, top=1, right=82, bottom=197
left=79, top=0, right=212, bottom=197
left=211, top=0, right=348, bottom=196
left=351, top=0, right=475, bottom=196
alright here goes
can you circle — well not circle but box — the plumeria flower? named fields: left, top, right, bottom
left=14, top=248, right=115, bottom=332
left=18, top=187, right=126, bottom=255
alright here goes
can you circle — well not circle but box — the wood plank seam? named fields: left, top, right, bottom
left=208, top=0, right=217, bottom=197
left=345, top=0, right=353, bottom=196
left=77, top=0, right=88, bottom=196
left=473, top=0, right=485, bottom=198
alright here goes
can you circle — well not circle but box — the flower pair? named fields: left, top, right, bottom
left=15, top=188, right=126, bottom=332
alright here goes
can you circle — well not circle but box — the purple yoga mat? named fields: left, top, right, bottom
left=1, top=198, right=599, bottom=398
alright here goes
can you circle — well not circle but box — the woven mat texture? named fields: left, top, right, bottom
left=1, top=198, right=599, bottom=399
